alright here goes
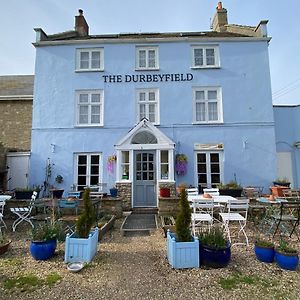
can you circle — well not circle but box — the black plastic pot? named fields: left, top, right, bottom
left=219, top=188, right=243, bottom=197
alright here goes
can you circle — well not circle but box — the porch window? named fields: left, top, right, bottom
left=196, top=151, right=222, bottom=192
left=121, top=151, right=130, bottom=180
left=136, top=89, right=159, bottom=124
left=75, top=153, right=102, bottom=191
left=160, top=150, right=169, bottom=180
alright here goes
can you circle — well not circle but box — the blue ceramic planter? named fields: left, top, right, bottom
left=200, top=242, right=231, bottom=268
left=275, top=250, right=299, bottom=271
left=109, top=188, right=118, bottom=198
left=30, top=239, right=57, bottom=260
left=254, top=244, right=275, bottom=263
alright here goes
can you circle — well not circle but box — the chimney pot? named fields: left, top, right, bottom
left=217, top=2, right=222, bottom=10
left=78, top=9, right=83, bottom=16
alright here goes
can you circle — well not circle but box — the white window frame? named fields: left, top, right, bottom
left=74, top=153, right=103, bottom=191
left=194, top=150, right=223, bottom=191
left=76, top=90, right=104, bottom=127
left=136, top=89, right=160, bottom=125
left=76, top=48, right=104, bottom=71
left=136, top=46, right=159, bottom=70
left=191, top=45, right=220, bottom=68
left=193, top=87, right=223, bottom=124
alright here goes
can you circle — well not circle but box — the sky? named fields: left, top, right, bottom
left=0, top=0, right=299, bottom=105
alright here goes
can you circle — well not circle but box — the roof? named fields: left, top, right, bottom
left=0, top=75, right=34, bottom=99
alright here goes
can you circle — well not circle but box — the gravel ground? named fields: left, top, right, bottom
left=0, top=218, right=300, bottom=300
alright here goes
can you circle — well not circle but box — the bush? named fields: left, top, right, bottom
left=277, top=239, right=298, bottom=254
left=31, top=222, right=62, bottom=241
left=255, top=238, right=274, bottom=248
left=76, top=189, right=96, bottom=238
left=197, top=227, right=228, bottom=249
left=175, top=189, right=192, bottom=242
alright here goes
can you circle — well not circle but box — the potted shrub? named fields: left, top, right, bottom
left=166, top=189, right=199, bottom=269
left=197, top=226, right=231, bottom=268
left=273, top=178, right=291, bottom=188
left=275, top=239, right=299, bottom=271
left=254, top=238, right=275, bottom=263
left=0, top=231, right=11, bottom=255
left=218, top=181, right=243, bottom=197
left=29, top=221, right=62, bottom=260
left=64, top=189, right=99, bottom=263
left=109, top=186, right=118, bottom=198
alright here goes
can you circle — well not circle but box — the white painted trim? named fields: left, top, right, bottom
left=0, top=95, right=33, bottom=101
left=33, top=36, right=271, bottom=47
left=6, top=152, right=31, bottom=157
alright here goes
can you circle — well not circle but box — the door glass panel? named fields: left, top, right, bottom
left=136, top=163, right=141, bottom=171
left=149, top=153, right=154, bottom=161
left=149, top=163, right=153, bottom=171
left=211, top=174, right=220, bottom=184
left=136, top=172, right=141, bottom=180
left=210, top=153, right=219, bottom=162
left=143, top=172, right=148, bottom=180
left=197, top=164, right=206, bottom=173
left=90, top=176, right=98, bottom=185
left=149, top=172, right=154, bottom=180
left=136, top=154, right=141, bottom=161
left=143, top=163, right=147, bottom=171
left=142, top=153, right=147, bottom=161
left=211, top=164, right=220, bottom=173
left=197, top=153, right=206, bottom=163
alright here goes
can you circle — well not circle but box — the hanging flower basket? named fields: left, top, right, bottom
left=175, top=154, right=188, bottom=176
left=107, top=155, right=117, bottom=175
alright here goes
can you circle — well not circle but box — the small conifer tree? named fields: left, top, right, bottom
left=76, top=189, right=96, bottom=238
left=175, top=188, right=192, bottom=242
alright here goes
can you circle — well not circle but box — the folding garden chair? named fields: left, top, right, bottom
left=219, top=198, right=249, bottom=246
left=10, top=191, right=38, bottom=232
left=58, top=198, right=80, bottom=234
left=191, top=198, right=214, bottom=235
left=270, top=201, right=300, bottom=239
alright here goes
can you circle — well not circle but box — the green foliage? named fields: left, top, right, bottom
left=175, top=189, right=192, bottom=242
left=176, top=153, right=188, bottom=162
left=197, top=227, right=228, bottom=249
left=275, top=177, right=290, bottom=183
left=31, top=221, right=62, bottom=242
left=255, top=238, right=274, bottom=248
left=55, top=175, right=63, bottom=184
left=76, top=189, right=96, bottom=238
left=277, top=239, right=298, bottom=254
left=218, top=180, right=242, bottom=189
left=3, top=273, right=61, bottom=291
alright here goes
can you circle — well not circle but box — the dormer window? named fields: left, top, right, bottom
left=192, top=45, right=220, bottom=68
left=76, top=48, right=104, bottom=71
left=136, top=46, right=159, bottom=70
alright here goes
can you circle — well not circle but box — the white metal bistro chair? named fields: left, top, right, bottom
left=203, top=188, right=220, bottom=196
left=186, top=188, right=199, bottom=208
left=10, top=191, right=38, bottom=232
left=219, top=198, right=249, bottom=246
left=0, top=200, right=7, bottom=231
left=191, top=198, right=214, bottom=235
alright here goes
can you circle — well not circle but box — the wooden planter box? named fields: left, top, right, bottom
left=98, top=215, right=116, bottom=240
left=64, top=227, right=99, bottom=263
left=167, top=231, right=200, bottom=269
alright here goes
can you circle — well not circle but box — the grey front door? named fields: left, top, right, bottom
left=133, top=151, right=156, bottom=207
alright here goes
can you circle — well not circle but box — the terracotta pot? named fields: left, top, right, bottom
left=270, top=186, right=289, bottom=197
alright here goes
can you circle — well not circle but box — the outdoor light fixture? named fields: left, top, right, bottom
left=294, top=141, right=300, bottom=149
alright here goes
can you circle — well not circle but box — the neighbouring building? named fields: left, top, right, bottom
left=273, top=105, right=300, bottom=188
left=30, top=3, right=277, bottom=209
left=0, top=75, right=34, bottom=191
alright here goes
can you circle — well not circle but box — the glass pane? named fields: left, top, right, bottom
left=211, top=164, right=220, bottom=173
left=194, top=48, right=203, bottom=66
left=210, top=153, right=219, bottom=162
left=139, top=92, right=146, bottom=102
left=78, top=155, right=87, bottom=164
left=149, top=153, right=154, bottom=161
left=136, top=154, right=141, bottom=161
left=148, top=104, right=156, bottom=122
left=142, top=163, right=147, bottom=171
left=208, top=90, right=217, bottom=100
left=136, top=162, right=141, bottom=171
left=80, top=52, right=89, bottom=69
left=195, top=90, right=205, bottom=100
left=91, top=94, right=100, bottom=103
left=148, top=92, right=155, bottom=101
left=161, top=151, right=168, bottom=163
left=143, top=172, right=148, bottom=180
left=197, top=153, right=206, bottom=163
left=136, top=172, right=141, bottom=180
left=78, top=165, right=86, bottom=175
left=149, top=172, right=154, bottom=180
left=91, top=114, right=100, bottom=124
left=91, top=105, right=100, bottom=124
left=149, top=162, right=153, bottom=171
left=139, top=50, right=146, bottom=68
left=122, top=151, right=129, bottom=163
left=79, top=94, right=89, bottom=103
left=91, top=51, right=100, bottom=69
left=148, top=50, right=156, bottom=68
left=199, top=174, right=207, bottom=183
left=161, top=165, right=168, bottom=179
left=90, top=166, right=99, bottom=175
left=78, top=176, right=86, bottom=185
left=208, top=102, right=218, bottom=121
left=142, top=153, right=147, bottom=161
left=206, top=48, right=215, bottom=65
left=90, top=176, right=98, bottom=185
left=197, top=164, right=206, bottom=173
left=211, top=174, right=220, bottom=184
left=196, top=102, right=206, bottom=121
left=139, top=104, right=146, bottom=120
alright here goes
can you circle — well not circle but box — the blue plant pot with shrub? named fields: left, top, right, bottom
left=254, top=244, right=275, bottom=263
left=30, top=239, right=57, bottom=260
left=109, top=188, right=118, bottom=197
left=275, top=250, right=299, bottom=271
left=200, top=242, right=231, bottom=268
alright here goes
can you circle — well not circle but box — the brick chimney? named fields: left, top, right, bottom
left=75, top=9, right=89, bottom=36
left=211, top=2, right=228, bottom=32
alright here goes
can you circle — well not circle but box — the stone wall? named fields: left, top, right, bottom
left=101, top=198, right=123, bottom=218
left=158, top=197, right=179, bottom=216
left=0, top=100, right=32, bottom=150
left=116, top=182, right=132, bottom=211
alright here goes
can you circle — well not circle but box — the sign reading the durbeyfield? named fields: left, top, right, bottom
left=102, top=73, right=193, bottom=83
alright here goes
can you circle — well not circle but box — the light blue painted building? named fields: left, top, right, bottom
left=30, top=4, right=276, bottom=208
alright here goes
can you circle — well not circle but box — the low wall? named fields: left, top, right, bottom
left=158, top=197, right=179, bottom=216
